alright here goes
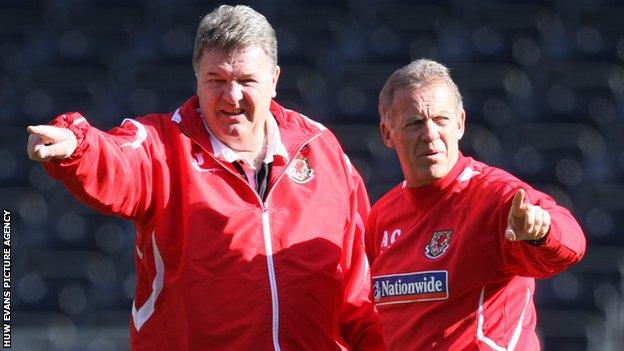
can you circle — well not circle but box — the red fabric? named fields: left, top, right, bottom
left=366, top=154, right=585, bottom=350
left=43, top=97, right=385, bottom=350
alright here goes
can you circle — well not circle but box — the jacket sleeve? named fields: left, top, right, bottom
left=41, top=112, right=167, bottom=220
left=497, top=183, right=587, bottom=278
left=338, top=159, right=386, bottom=350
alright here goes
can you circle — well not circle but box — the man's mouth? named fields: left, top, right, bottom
left=221, top=109, right=245, bottom=116
left=422, top=150, right=439, bottom=156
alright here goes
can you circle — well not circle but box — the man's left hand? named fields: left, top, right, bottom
left=505, top=189, right=551, bottom=242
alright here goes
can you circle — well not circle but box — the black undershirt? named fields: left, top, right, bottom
left=233, top=161, right=271, bottom=201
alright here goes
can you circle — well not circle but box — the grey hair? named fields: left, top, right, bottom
left=192, top=5, right=278, bottom=71
left=378, top=59, right=464, bottom=123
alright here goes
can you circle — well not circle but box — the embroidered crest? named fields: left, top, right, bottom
left=287, top=157, right=314, bottom=183
left=424, top=230, right=452, bottom=259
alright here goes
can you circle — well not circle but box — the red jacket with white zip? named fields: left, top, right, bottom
left=42, top=96, right=385, bottom=350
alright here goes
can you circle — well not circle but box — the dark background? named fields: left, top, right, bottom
left=1, top=0, right=623, bottom=349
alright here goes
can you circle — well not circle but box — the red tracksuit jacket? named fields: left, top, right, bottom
left=366, top=154, right=586, bottom=350
left=42, top=96, right=385, bottom=350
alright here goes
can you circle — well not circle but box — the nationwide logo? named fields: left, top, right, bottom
left=372, top=270, right=449, bottom=306
left=424, top=230, right=452, bottom=259
left=287, top=156, right=314, bottom=184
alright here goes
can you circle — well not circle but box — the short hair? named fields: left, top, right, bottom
left=192, top=5, right=278, bottom=72
left=378, top=59, right=464, bottom=123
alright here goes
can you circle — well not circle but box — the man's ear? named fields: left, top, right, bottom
left=271, top=65, right=281, bottom=98
left=457, top=109, right=466, bottom=140
left=380, top=121, right=395, bottom=149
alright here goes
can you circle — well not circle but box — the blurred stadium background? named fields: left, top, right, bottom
left=1, top=0, right=623, bottom=350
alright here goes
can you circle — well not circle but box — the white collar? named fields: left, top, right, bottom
left=204, top=113, right=289, bottom=167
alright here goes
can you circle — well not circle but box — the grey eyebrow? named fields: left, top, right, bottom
left=407, top=114, right=425, bottom=121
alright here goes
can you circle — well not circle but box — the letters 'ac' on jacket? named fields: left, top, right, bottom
left=42, top=96, right=385, bottom=350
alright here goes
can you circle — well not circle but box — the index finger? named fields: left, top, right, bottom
left=27, top=125, right=68, bottom=144
left=510, top=189, right=526, bottom=214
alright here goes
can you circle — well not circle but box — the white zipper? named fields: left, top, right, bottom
left=262, top=207, right=281, bottom=351
left=259, top=134, right=322, bottom=350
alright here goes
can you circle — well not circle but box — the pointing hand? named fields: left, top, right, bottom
left=505, top=189, right=551, bottom=242
left=27, top=125, right=77, bottom=161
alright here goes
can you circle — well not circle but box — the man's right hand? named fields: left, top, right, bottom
left=27, top=125, right=78, bottom=161
left=504, top=189, right=551, bottom=242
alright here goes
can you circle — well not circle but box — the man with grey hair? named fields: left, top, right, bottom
left=26, top=5, right=384, bottom=350
left=366, top=59, right=585, bottom=350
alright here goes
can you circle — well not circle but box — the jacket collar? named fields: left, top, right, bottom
left=172, top=96, right=324, bottom=162
left=205, top=111, right=289, bottom=166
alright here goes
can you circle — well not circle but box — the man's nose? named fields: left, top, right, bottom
left=223, top=81, right=243, bottom=103
left=421, top=119, right=440, bottom=141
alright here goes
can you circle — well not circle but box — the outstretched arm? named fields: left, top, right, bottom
left=27, top=112, right=166, bottom=220
left=500, top=187, right=586, bottom=278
